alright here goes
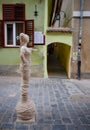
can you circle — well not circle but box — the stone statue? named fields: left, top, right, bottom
left=16, top=33, right=36, bottom=122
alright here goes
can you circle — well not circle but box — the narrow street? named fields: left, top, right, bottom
left=47, top=54, right=67, bottom=78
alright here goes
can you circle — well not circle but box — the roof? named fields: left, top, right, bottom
left=47, top=27, right=72, bottom=33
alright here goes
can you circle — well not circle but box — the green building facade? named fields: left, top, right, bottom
left=0, top=0, right=72, bottom=78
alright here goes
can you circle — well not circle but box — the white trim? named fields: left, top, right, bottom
left=13, top=23, right=16, bottom=46
left=73, top=11, right=90, bottom=17
left=5, top=23, right=7, bottom=46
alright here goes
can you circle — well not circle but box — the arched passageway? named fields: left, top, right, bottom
left=47, top=42, right=71, bottom=78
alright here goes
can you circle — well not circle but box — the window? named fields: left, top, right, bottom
left=0, top=4, right=34, bottom=47
left=5, top=22, right=24, bottom=47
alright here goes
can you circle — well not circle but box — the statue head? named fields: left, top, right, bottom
left=20, top=33, right=29, bottom=46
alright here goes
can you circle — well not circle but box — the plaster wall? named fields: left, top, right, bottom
left=46, top=33, right=72, bottom=46
left=73, top=0, right=90, bottom=11
left=61, top=0, right=72, bottom=27
left=0, top=0, right=45, bottom=31
left=72, top=0, right=90, bottom=78
left=0, top=0, right=45, bottom=76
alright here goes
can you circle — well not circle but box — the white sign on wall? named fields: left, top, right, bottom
left=34, top=31, right=45, bottom=44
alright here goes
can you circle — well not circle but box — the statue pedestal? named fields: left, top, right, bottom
left=16, top=99, right=36, bottom=123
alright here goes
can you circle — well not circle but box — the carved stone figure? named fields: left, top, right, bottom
left=16, top=33, right=36, bottom=122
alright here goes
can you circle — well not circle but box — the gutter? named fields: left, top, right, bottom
left=77, top=0, right=84, bottom=79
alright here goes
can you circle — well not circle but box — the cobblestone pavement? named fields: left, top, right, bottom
left=0, top=76, right=90, bottom=130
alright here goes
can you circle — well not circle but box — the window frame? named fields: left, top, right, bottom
left=1, top=4, right=34, bottom=48
left=0, top=20, right=4, bottom=47
left=4, top=21, right=25, bottom=47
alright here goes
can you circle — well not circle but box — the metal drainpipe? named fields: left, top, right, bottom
left=77, top=0, right=84, bottom=80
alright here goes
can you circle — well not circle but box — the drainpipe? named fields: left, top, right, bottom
left=77, top=0, right=84, bottom=79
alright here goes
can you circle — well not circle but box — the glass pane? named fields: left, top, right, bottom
left=16, top=23, right=24, bottom=45
left=7, top=24, right=13, bottom=45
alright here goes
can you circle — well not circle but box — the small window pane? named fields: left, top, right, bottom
left=16, top=23, right=24, bottom=45
left=7, top=24, right=13, bottom=45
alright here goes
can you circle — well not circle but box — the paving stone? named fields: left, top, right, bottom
left=80, top=117, right=90, bottom=124
left=84, top=126, right=90, bottom=130
left=32, top=125, right=52, bottom=130
left=52, top=125, right=66, bottom=130
left=0, top=76, right=90, bottom=130
left=1, top=123, right=14, bottom=129
left=72, top=119, right=82, bottom=125
left=67, top=125, right=76, bottom=130
left=15, top=124, right=28, bottom=130
left=76, top=125, right=86, bottom=130
left=62, top=118, right=72, bottom=124
left=54, top=120, right=62, bottom=125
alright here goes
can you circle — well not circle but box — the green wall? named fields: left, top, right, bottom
left=61, top=0, right=72, bottom=27
left=0, top=0, right=73, bottom=78
left=0, top=0, right=45, bottom=67
left=0, top=48, right=20, bottom=65
left=0, top=0, right=45, bottom=31
left=0, top=46, right=43, bottom=65
left=46, top=33, right=72, bottom=46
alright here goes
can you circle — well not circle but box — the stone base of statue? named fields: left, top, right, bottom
left=16, top=99, right=36, bottom=123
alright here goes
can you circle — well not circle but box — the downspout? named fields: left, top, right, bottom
left=77, top=0, right=84, bottom=79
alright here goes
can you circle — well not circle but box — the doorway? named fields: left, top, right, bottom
left=47, top=43, right=71, bottom=78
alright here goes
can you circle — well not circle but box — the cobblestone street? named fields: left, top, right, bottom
left=0, top=76, right=90, bottom=130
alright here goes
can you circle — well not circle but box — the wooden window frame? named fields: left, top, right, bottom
left=0, top=20, right=34, bottom=48
left=1, top=4, right=34, bottom=48
left=0, top=20, right=4, bottom=47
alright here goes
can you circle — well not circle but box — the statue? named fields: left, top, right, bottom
left=16, top=33, right=36, bottom=122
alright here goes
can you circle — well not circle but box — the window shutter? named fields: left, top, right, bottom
left=0, top=20, right=4, bottom=47
left=3, top=4, right=25, bottom=21
left=3, top=4, right=15, bottom=20
left=15, top=4, right=25, bottom=20
left=25, top=20, right=34, bottom=47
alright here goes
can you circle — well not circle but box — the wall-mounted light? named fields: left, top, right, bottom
left=34, top=5, right=38, bottom=17
left=55, top=10, right=66, bottom=27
